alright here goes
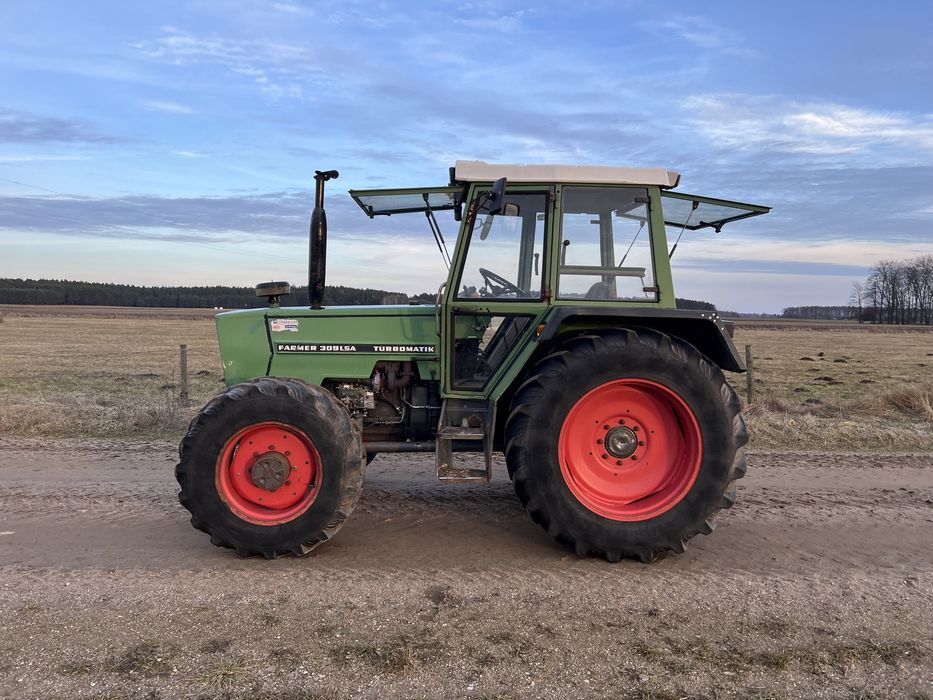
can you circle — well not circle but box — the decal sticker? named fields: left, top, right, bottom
left=270, top=319, right=299, bottom=332
left=275, top=343, right=436, bottom=354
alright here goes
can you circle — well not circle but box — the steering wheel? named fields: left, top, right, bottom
left=478, top=267, right=524, bottom=297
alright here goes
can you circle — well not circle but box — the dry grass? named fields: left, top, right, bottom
left=1, top=306, right=931, bottom=450
left=732, top=325, right=933, bottom=450
left=0, top=311, right=221, bottom=438
left=198, top=657, right=252, bottom=691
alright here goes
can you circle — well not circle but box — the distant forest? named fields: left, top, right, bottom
left=783, top=256, right=933, bottom=325
left=0, top=279, right=406, bottom=308
left=0, top=278, right=717, bottom=311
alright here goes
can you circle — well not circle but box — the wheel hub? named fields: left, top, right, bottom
left=251, top=453, right=291, bottom=491
left=604, top=426, right=638, bottom=458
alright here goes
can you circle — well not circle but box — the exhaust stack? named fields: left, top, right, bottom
left=309, top=169, right=339, bottom=309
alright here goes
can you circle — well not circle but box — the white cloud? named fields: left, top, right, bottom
left=683, top=94, right=933, bottom=158
left=271, top=2, right=312, bottom=15
left=137, top=28, right=333, bottom=100
left=143, top=99, right=195, bottom=114
left=677, top=236, right=933, bottom=269
left=638, top=15, right=753, bottom=56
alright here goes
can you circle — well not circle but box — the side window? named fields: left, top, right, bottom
left=558, top=186, right=656, bottom=301
left=457, top=191, right=547, bottom=300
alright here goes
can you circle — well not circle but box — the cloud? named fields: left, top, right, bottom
left=638, top=15, right=753, bottom=56
left=143, top=99, right=195, bottom=114
left=0, top=191, right=309, bottom=240
left=0, top=189, right=448, bottom=248
left=0, top=109, right=124, bottom=144
left=137, top=27, right=334, bottom=98
left=682, top=95, right=933, bottom=159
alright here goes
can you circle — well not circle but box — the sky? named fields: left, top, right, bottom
left=0, top=0, right=931, bottom=313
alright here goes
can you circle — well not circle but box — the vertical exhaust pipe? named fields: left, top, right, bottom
left=309, top=169, right=339, bottom=309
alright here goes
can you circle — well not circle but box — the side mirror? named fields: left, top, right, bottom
left=487, top=177, right=507, bottom=216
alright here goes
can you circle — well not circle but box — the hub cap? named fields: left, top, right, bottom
left=605, top=426, right=638, bottom=458
left=557, top=379, right=703, bottom=521
left=215, top=422, right=321, bottom=525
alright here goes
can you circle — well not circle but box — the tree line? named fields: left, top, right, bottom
left=0, top=279, right=407, bottom=308
left=783, top=255, right=933, bottom=325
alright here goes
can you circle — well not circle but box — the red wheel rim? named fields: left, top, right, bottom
left=215, top=421, right=321, bottom=525
left=557, top=379, right=702, bottom=521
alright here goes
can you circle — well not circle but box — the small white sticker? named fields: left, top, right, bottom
left=270, top=319, right=299, bottom=332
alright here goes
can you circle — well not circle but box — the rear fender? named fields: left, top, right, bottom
left=536, top=307, right=745, bottom=373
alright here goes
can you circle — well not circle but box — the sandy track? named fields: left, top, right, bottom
left=0, top=440, right=931, bottom=698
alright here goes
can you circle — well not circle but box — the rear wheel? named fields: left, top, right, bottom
left=176, top=377, right=365, bottom=558
left=504, top=328, right=747, bottom=562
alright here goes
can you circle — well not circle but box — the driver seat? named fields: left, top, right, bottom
left=585, top=281, right=613, bottom=300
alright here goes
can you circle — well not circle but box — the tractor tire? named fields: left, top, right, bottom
left=176, top=377, right=365, bottom=558
left=504, top=328, right=747, bottom=563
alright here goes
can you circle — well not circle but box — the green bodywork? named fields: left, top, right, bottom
left=217, top=305, right=441, bottom=386
left=215, top=177, right=769, bottom=407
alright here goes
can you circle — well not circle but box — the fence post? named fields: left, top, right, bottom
left=179, top=344, right=189, bottom=403
left=745, top=344, right=754, bottom=404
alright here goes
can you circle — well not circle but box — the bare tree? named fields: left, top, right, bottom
left=849, top=281, right=865, bottom=323
left=863, top=256, right=933, bottom=325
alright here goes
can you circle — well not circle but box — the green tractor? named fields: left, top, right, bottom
left=176, top=161, right=770, bottom=562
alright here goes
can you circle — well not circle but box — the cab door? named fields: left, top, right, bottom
left=441, top=184, right=554, bottom=399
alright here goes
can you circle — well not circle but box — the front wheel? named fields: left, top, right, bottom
left=504, top=328, right=747, bottom=562
left=176, top=377, right=365, bottom=558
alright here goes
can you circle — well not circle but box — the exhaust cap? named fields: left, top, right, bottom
left=255, top=281, right=291, bottom=308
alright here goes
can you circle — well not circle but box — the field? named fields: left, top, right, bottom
left=1, top=304, right=931, bottom=450
left=0, top=306, right=931, bottom=699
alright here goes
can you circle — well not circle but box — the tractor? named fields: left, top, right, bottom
left=176, top=160, right=770, bottom=562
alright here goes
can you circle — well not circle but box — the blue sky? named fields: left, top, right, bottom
left=1, top=0, right=931, bottom=312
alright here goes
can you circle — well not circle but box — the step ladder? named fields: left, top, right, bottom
left=435, top=398, right=495, bottom=482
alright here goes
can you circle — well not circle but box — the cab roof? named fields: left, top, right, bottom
left=454, top=160, right=681, bottom=188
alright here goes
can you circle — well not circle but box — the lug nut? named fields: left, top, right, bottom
left=638, top=440, right=645, bottom=446
left=596, top=439, right=603, bottom=444
left=601, top=453, right=609, bottom=459
left=633, top=426, right=640, bottom=432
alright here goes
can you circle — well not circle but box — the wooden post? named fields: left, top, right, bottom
left=745, top=344, right=754, bottom=404
left=179, top=344, right=189, bottom=403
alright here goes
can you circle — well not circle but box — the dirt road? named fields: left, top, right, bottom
left=0, top=440, right=930, bottom=699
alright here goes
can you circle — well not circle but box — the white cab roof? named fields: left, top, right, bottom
left=454, top=160, right=681, bottom=188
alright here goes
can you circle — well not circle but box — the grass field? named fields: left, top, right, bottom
left=0, top=305, right=931, bottom=450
